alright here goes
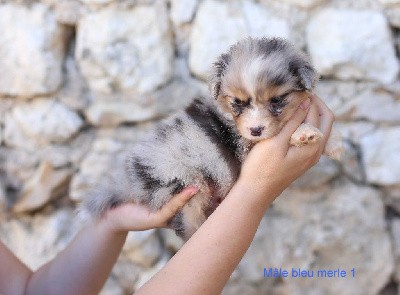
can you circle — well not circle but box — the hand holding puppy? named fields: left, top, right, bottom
left=237, top=93, right=335, bottom=199
left=100, top=186, right=199, bottom=233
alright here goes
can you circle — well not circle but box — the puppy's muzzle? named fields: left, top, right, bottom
left=250, top=126, right=264, bottom=137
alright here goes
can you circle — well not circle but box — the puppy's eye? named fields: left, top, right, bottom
left=269, top=96, right=287, bottom=116
left=230, top=97, right=250, bottom=116
left=270, top=96, right=283, bottom=104
left=233, top=98, right=245, bottom=106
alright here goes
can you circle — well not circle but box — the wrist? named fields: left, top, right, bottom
left=235, top=177, right=286, bottom=199
left=97, top=214, right=129, bottom=239
left=232, top=177, right=283, bottom=206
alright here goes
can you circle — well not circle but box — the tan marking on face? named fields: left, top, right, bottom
left=256, top=85, right=295, bottom=104
left=224, top=86, right=249, bottom=102
left=221, top=84, right=310, bottom=141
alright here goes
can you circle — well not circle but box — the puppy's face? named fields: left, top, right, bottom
left=211, top=37, right=318, bottom=141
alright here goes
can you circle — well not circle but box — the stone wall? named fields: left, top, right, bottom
left=0, top=0, right=399, bottom=294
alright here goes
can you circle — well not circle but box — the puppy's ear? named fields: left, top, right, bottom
left=210, top=53, right=231, bottom=100
left=297, top=65, right=318, bottom=90
left=290, top=60, right=319, bottom=91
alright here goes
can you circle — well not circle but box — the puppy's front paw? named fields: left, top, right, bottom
left=290, top=123, right=323, bottom=147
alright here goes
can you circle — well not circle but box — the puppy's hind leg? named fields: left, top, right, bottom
left=169, top=191, right=209, bottom=241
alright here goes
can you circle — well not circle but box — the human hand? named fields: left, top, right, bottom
left=101, top=186, right=198, bottom=233
left=237, top=93, right=334, bottom=199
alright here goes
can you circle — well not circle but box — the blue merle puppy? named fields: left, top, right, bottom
left=81, top=37, right=332, bottom=240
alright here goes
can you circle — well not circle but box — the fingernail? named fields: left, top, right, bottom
left=300, top=98, right=311, bottom=110
left=187, top=185, right=199, bottom=196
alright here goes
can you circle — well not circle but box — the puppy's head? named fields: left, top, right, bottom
left=210, top=37, right=318, bottom=141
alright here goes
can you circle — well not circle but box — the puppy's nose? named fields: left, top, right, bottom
left=250, top=126, right=264, bottom=137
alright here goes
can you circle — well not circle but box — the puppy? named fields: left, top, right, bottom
left=81, top=37, right=341, bottom=240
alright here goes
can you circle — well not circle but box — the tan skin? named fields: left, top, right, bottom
left=0, top=94, right=333, bottom=295
left=0, top=186, right=199, bottom=295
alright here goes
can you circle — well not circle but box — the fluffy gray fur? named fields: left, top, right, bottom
left=81, top=37, right=318, bottom=240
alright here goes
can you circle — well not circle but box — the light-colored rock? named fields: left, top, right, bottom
left=4, top=99, right=83, bottom=149
left=318, top=85, right=400, bottom=123
left=189, top=0, right=290, bottom=80
left=0, top=180, right=6, bottom=215
left=2, top=133, right=91, bottom=184
left=0, top=99, right=13, bottom=123
left=99, top=277, right=124, bottom=295
left=69, top=138, right=125, bottom=202
left=385, top=6, right=400, bottom=28
left=385, top=186, right=400, bottom=214
left=153, top=80, right=201, bottom=116
left=379, top=0, right=400, bottom=6
left=76, top=1, right=173, bottom=95
left=291, top=156, right=340, bottom=189
left=111, top=258, right=140, bottom=293
left=85, top=80, right=200, bottom=126
left=37, top=145, right=73, bottom=169
left=335, top=122, right=377, bottom=182
left=307, top=9, right=399, bottom=84
left=338, top=140, right=366, bottom=183
left=160, top=228, right=184, bottom=252
left=135, top=254, right=169, bottom=290
left=170, top=0, right=198, bottom=25
left=81, top=0, right=155, bottom=6
left=379, top=0, right=400, bottom=27
left=122, top=229, right=163, bottom=267
left=315, top=80, right=361, bottom=120
left=0, top=100, right=12, bottom=145
left=95, top=123, right=156, bottom=146
left=67, top=130, right=96, bottom=166
left=43, top=0, right=88, bottom=25
left=0, top=3, right=67, bottom=96
left=242, top=0, right=291, bottom=40
left=360, top=127, right=400, bottom=185
left=81, top=0, right=114, bottom=4
left=235, top=181, right=393, bottom=295
left=13, top=162, right=72, bottom=213
left=91, top=137, right=125, bottom=153
left=349, top=90, right=400, bottom=123
left=274, top=0, right=326, bottom=8
left=85, top=101, right=158, bottom=126
left=59, top=55, right=90, bottom=112
left=0, top=148, right=39, bottom=190
left=391, top=219, right=400, bottom=283
left=335, top=121, right=377, bottom=143
left=0, top=208, right=81, bottom=270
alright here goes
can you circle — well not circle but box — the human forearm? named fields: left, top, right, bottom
left=137, top=179, right=278, bottom=295
left=25, top=221, right=127, bottom=295
left=0, top=241, right=32, bottom=295
left=23, top=187, right=198, bottom=295
left=0, top=188, right=196, bottom=295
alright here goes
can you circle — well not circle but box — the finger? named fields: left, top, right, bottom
left=157, top=186, right=198, bottom=223
left=310, top=93, right=334, bottom=149
left=276, top=98, right=311, bottom=147
left=304, top=100, right=320, bottom=129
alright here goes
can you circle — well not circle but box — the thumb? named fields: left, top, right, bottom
left=159, top=186, right=198, bottom=221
